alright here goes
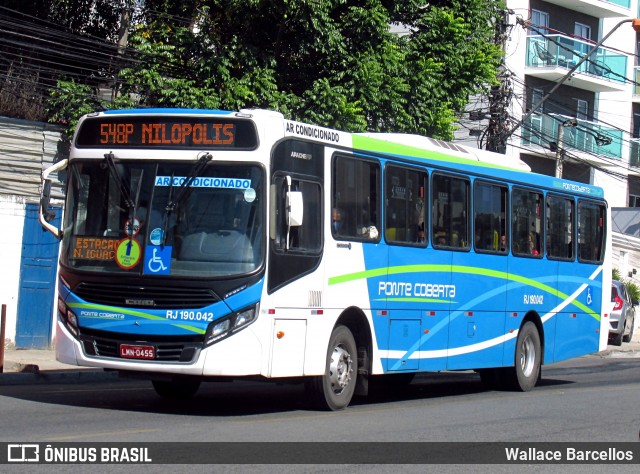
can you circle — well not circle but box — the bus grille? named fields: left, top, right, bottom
left=74, top=282, right=219, bottom=309
left=80, top=332, right=202, bottom=363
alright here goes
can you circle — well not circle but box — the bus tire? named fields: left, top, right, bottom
left=152, top=378, right=201, bottom=400
left=305, top=325, right=357, bottom=411
left=504, top=321, right=541, bottom=391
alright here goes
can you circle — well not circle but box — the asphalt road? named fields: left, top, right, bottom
left=1, top=356, right=638, bottom=442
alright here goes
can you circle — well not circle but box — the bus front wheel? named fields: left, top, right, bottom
left=504, top=321, right=541, bottom=391
left=305, top=325, right=357, bottom=411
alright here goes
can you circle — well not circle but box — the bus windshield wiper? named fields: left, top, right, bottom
left=162, top=153, right=212, bottom=245
left=104, top=152, right=142, bottom=241
left=104, top=152, right=134, bottom=209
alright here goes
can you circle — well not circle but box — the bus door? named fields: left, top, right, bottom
left=447, top=178, right=507, bottom=370
left=552, top=197, right=603, bottom=362
left=383, top=165, right=433, bottom=371
left=268, top=140, right=324, bottom=376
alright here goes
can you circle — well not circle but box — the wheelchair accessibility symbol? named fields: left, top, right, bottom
left=144, top=245, right=172, bottom=275
left=586, top=286, right=593, bottom=306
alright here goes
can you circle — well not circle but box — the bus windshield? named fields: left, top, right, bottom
left=60, top=159, right=264, bottom=278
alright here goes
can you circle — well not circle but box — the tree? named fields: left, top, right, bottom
left=0, top=1, right=131, bottom=121
left=48, top=0, right=505, bottom=139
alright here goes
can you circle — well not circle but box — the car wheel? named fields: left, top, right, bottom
left=623, top=316, right=635, bottom=343
left=611, top=325, right=624, bottom=346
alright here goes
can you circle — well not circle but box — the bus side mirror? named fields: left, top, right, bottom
left=287, top=191, right=304, bottom=227
left=40, top=180, right=55, bottom=223
left=39, top=159, right=68, bottom=240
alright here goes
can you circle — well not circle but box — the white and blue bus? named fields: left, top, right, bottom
left=40, top=108, right=610, bottom=410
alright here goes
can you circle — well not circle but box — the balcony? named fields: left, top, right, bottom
left=521, top=113, right=623, bottom=159
left=542, top=0, right=630, bottom=18
left=526, top=35, right=628, bottom=93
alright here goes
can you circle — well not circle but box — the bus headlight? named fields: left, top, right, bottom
left=204, top=304, right=258, bottom=347
left=57, top=298, right=79, bottom=338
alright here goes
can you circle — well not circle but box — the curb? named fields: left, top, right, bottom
left=0, top=369, right=118, bottom=386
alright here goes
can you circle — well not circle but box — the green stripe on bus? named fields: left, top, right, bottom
left=328, top=264, right=600, bottom=321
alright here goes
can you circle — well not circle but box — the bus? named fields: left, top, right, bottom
left=39, top=108, right=610, bottom=410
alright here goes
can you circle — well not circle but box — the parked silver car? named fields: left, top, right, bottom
left=609, top=280, right=636, bottom=346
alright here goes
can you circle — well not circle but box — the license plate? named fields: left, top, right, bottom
left=119, top=344, right=155, bottom=360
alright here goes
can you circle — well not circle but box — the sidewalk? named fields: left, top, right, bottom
left=1, top=324, right=638, bottom=385
left=0, top=347, right=118, bottom=385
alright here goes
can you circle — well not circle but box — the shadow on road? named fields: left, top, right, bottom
left=0, top=366, right=585, bottom=417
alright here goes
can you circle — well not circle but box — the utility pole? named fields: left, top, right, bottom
left=555, top=124, right=564, bottom=178
left=554, top=119, right=577, bottom=178
left=112, top=2, right=132, bottom=102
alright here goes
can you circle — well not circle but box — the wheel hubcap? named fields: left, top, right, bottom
left=328, top=344, right=353, bottom=394
left=520, top=336, right=535, bottom=378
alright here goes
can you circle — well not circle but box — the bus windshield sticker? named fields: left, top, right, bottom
left=154, top=176, right=251, bottom=189
left=149, top=228, right=164, bottom=246
left=115, top=238, right=142, bottom=269
left=144, top=246, right=172, bottom=275
left=124, top=218, right=141, bottom=237
left=244, top=188, right=256, bottom=202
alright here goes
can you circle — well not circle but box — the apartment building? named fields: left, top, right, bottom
left=458, top=0, right=639, bottom=209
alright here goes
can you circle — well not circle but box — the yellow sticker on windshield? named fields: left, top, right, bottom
left=116, top=238, right=141, bottom=269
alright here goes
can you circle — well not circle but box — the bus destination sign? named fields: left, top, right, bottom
left=76, top=116, right=258, bottom=149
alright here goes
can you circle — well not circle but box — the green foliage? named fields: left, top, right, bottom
left=626, top=280, right=640, bottom=303
left=613, top=268, right=621, bottom=281
left=612, top=268, right=640, bottom=302
left=46, top=0, right=506, bottom=139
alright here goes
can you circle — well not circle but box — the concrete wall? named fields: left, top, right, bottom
left=0, top=116, right=65, bottom=347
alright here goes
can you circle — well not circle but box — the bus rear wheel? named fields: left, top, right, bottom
left=305, top=325, right=357, bottom=411
left=152, top=377, right=201, bottom=400
left=503, top=321, right=541, bottom=391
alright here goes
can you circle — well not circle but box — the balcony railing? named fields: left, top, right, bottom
left=521, top=113, right=623, bottom=159
left=527, top=35, right=627, bottom=84
left=607, top=0, right=630, bottom=8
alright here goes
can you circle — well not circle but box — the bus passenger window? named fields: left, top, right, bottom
left=432, top=173, right=469, bottom=250
left=473, top=181, right=508, bottom=254
left=577, top=200, right=605, bottom=263
left=385, top=165, right=427, bottom=246
left=332, top=155, right=380, bottom=242
left=512, top=188, right=543, bottom=258
left=546, top=195, right=574, bottom=260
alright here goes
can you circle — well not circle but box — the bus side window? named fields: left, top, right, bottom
left=512, top=188, right=543, bottom=258
left=546, top=194, right=574, bottom=260
left=473, top=181, right=508, bottom=254
left=384, top=164, right=427, bottom=246
left=577, top=200, right=605, bottom=263
left=432, top=173, right=469, bottom=250
left=272, top=176, right=321, bottom=252
left=333, top=155, right=380, bottom=241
